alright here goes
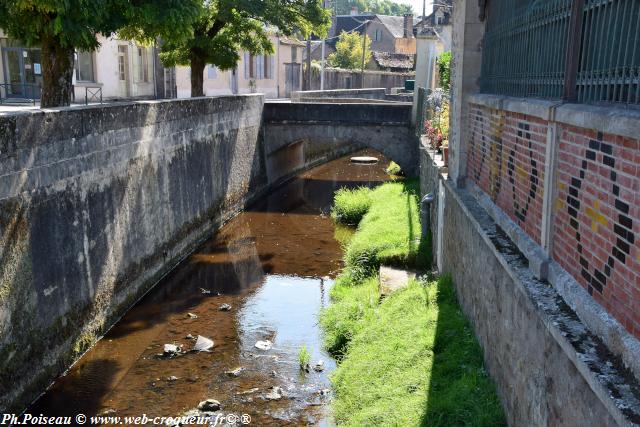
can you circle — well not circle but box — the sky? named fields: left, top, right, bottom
left=399, top=0, right=434, bottom=17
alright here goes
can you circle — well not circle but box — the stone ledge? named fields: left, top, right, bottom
left=467, top=93, right=561, bottom=121
left=445, top=180, right=640, bottom=426
left=468, top=182, right=549, bottom=280
left=466, top=92, right=640, bottom=139
left=467, top=181, right=640, bottom=383
left=555, top=102, right=640, bottom=140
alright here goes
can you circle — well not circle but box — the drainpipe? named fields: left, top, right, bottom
left=152, top=40, right=158, bottom=99
left=421, top=193, right=435, bottom=241
left=320, top=39, right=325, bottom=90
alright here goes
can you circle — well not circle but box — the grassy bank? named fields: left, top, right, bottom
left=322, top=180, right=505, bottom=426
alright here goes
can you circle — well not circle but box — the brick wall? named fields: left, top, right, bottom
left=553, top=126, right=640, bottom=337
left=466, top=101, right=640, bottom=340
left=467, top=103, right=547, bottom=245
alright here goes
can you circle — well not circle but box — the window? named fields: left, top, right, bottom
left=374, top=29, right=383, bottom=42
left=207, top=65, right=217, bottom=79
left=75, top=51, right=94, bottom=82
left=135, top=47, right=149, bottom=82
left=244, top=53, right=275, bottom=79
left=117, top=46, right=127, bottom=81
left=291, top=47, right=297, bottom=63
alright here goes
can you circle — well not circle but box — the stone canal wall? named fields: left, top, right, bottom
left=0, top=95, right=267, bottom=411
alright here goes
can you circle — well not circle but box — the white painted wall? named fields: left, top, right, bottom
left=74, top=35, right=155, bottom=102
left=176, top=35, right=295, bottom=99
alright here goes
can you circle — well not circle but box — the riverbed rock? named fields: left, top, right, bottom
left=254, top=340, right=272, bottom=351
left=186, top=312, right=198, bottom=319
left=264, top=386, right=283, bottom=401
left=313, top=360, right=325, bottom=372
left=163, top=344, right=181, bottom=356
left=193, top=335, right=214, bottom=352
left=200, top=288, right=211, bottom=294
left=225, top=367, right=243, bottom=377
left=167, top=376, right=179, bottom=382
left=197, top=399, right=221, bottom=412
left=236, top=387, right=259, bottom=395
left=219, top=303, right=232, bottom=311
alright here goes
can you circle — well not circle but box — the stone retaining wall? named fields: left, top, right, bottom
left=0, top=95, right=266, bottom=411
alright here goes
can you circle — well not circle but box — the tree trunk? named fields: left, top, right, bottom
left=190, top=54, right=205, bottom=97
left=40, top=36, right=74, bottom=108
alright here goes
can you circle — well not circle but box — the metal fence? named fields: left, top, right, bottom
left=480, top=0, right=640, bottom=105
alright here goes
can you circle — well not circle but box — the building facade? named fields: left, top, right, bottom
left=175, top=35, right=303, bottom=99
left=0, top=31, right=158, bottom=103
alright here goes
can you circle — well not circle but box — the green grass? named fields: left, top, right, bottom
left=322, top=180, right=505, bottom=426
left=331, top=187, right=373, bottom=225
left=298, top=345, right=311, bottom=369
left=338, top=180, right=426, bottom=282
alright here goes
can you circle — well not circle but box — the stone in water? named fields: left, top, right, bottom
left=219, top=303, right=232, bottom=311
left=197, top=399, right=221, bottom=412
left=264, top=386, right=283, bottom=400
left=350, top=156, right=379, bottom=164
left=193, top=335, right=214, bottom=352
left=163, top=344, right=180, bottom=355
left=255, top=340, right=272, bottom=351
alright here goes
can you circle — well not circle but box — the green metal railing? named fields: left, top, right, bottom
left=480, top=0, right=640, bottom=105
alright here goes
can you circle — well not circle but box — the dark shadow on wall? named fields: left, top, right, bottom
left=420, top=276, right=506, bottom=427
left=27, top=359, right=120, bottom=418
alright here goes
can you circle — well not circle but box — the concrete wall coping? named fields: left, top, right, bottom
left=467, top=93, right=640, bottom=139
left=466, top=93, right=562, bottom=121
left=291, top=88, right=388, bottom=102
left=444, top=179, right=640, bottom=426
left=0, top=94, right=264, bottom=118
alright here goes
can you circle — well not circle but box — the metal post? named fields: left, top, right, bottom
left=563, top=0, right=586, bottom=102
left=320, top=39, right=326, bottom=90
left=361, top=20, right=368, bottom=88
left=421, top=193, right=435, bottom=241
left=306, top=38, right=312, bottom=90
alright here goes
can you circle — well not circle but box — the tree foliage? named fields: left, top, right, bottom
left=333, top=0, right=413, bottom=16
left=0, top=0, right=200, bottom=107
left=327, top=31, right=372, bottom=70
left=437, top=51, right=452, bottom=91
left=160, top=0, right=331, bottom=96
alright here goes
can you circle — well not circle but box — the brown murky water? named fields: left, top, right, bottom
left=28, top=151, right=390, bottom=426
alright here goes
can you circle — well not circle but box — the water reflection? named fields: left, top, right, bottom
left=28, top=150, right=390, bottom=425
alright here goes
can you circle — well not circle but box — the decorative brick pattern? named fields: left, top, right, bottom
left=553, top=126, right=640, bottom=337
left=467, top=104, right=547, bottom=244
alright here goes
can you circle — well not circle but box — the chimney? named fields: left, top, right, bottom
left=403, top=13, right=413, bottom=38
left=350, top=6, right=358, bottom=15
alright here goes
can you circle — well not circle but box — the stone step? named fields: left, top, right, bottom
left=379, top=266, right=415, bottom=298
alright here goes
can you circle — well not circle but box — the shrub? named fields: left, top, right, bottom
left=331, top=187, right=373, bottom=226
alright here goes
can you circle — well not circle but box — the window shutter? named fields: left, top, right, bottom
left=244, top=52, right=249, bottom=79
left=257, top=55, right=263, bottom=79
left=270, top=55, right=275, bottom=79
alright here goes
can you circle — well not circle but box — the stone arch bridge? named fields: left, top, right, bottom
left=262, top=101, right=417, bottom=183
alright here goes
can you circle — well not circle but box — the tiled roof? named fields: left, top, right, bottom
left=372, top=51, right=414, bottom=70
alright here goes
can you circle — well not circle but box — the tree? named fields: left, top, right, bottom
left=437, top=51, right=452, bottom=91
left=333, top=0, right=413, bottom=16
left=160, top=0, right=331, bottom=97
left=0, top=0, right=199, bottom=108
left=327, top=31, right=372, bottom=70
